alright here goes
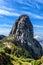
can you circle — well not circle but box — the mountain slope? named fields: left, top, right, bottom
left=0, top=15, right=43, bottom=65
left=0, top=37, right=43, bottom=65
left=9, top=15, right=43, bottom=59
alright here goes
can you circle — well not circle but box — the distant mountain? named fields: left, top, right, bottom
left=0, top=35, right=6, bottom=40
left=34, top=36, right=43, bottom=41
left=39, top=40, right=43, bottom=43
left=34, top=35, right=43, bottom=49
left=39, top=40, right=43, bottom=49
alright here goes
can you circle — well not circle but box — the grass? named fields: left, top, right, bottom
left=0, top=37, right=43, bottom=65
left=0, top=52, right=42, bottom=65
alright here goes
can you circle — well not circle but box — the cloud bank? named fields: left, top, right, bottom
left=0, top=0, right=43, bottom=36
left=0, top=0, right=43, bottom=19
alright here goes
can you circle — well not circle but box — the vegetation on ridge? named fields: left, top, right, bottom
left=0, top=37, right=43, bottom=65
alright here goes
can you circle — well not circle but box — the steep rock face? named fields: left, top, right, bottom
left=9, top=15, right=43, bottom=59
left=10, top=15, right=33, bottom=44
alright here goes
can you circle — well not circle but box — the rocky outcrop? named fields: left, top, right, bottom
left=9, top=15, right=43, bottom=59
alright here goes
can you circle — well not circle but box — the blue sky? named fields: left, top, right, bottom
left=0, top=0, right=43, bottom=38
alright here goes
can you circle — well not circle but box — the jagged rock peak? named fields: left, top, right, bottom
left=9, top=14, right=43, bottom=59
left=9, top=14, right=33, bottom=38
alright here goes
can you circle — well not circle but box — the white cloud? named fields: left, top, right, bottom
left=0, top=9, right=20, bottom=16
left=34, top=35, right=39, bottom=39
left=21, top=11, right=43, bottom=19
left=33, top=24, right=43, bottom=28
left=28, top=12, right=43, bottom=19
left=35, top=0, right=43, bottom=4
left=34, top=35, right=41, bottom=40
left=0, top=0, right=42, bottom=17
left=0, top=24, right=12, bottom=28
left=15, top=0, right=40, bottom=9
left=0, top=24, right=12, bottom=36
left=0, top=6, right=15, bottom=11
left=0, top=7, right=42, bottom=19
left=0, top=0, right=7, bottom=6
left=0, top=0, right=5, bottom=4
left=0, top=28, right=11, bottom=36
left=34, top=35, right=43, bottom=41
